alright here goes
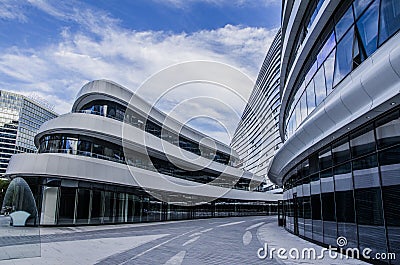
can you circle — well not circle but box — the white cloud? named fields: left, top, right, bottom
left=0, top=1, right=278, bottom=144
left=0, top=0, right=28, bottom=22
left=153, top=82, right=249, bottom=144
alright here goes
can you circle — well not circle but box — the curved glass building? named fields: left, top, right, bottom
left=269, top=0, right=400, bottom=261
left=231, top=29, right=282, bottom=191
left=6, top=80, right=280, bottom=225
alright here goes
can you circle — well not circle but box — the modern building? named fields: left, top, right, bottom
left=268, top=0, right=400, bottom=262
left=0, top=90, right=58, bottom=176
left=231, top=29, right=282, bottom=191
left=5, top=80, right=281, bottom=226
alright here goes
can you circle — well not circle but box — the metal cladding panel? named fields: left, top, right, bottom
left=361, top=45, right=400, bottom=106
left=390, top=42, right=400, bottom=78
left=295, top=127, right=312, bottom=152
left=289, top=130, right=306, bottom=151
left=312, top=103, right=336, bottom=136
left=73, top=80, right=132, bottom=111
left=324, top=89, right=352, bottom=125
left=302, top=117, right=324, bottom=144
left=340, top=76, right=373, bottom=117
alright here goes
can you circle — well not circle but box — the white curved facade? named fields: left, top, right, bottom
left=270, top=0, right=400, bottom=262
left=6, top=80, right=280, bottom=226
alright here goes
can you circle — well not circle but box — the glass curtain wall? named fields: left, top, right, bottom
left=38, top=177, right=278, bottom=226
left=282, top=107, right=400, bottom=260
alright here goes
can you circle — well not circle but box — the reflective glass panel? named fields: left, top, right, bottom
left=335, top=189, right=358, bottom=248
left=379, top=0, right=400, bottom=45
left=335, top=6, right=354, bottom=41
left=353, top=29, right=363, bottom=67
left=58, top=187, right=76, bottom=225
left=332, top=138, right=351, bottom=165
left=322, top=192, right=336, bottom=245
left=311, top=193, right=323, bottom=242
left=334, top=26, right=354, bottom=86
left=90, top=190, right=102, bottom=224
left=350, top=125, right=376, bottom=158
left=309, top=153, right=320, bottom=174
left=115, top=193, right=126, bottom=223
left=65, top=139, right=78, bottom=155
left=305, top=61, right=318, bottom=84
left=379, top=145, right=400, bottom=187
left=335, top=189, right=355, bottom=223
left=303, top=193, right=312, bottom=239
left=353, top=154, right=380, bottom=189
left=287, top=114, right=295, bottom=138
left=353, top=0, right=374, bottom=18
left=334, top=162, right=353, bottom=191
left=323, top=48, right=336, bottom=92
left=308, top=0, right=325, bottom=30
left=295, top=100, right=302, bottom=128
left=356, top=1, right=379, bottom=57
left=382, top=183, right=400, bottom=255
left=376, top=110, right=400, bottom=149
left=317, top=32, right=336, bottom=67
left=320, top=169, right=334, bottom=192
left=300, top=91, right=308, bottom=123
left=291, top=111, right=297, bottom=136
left=78, top=139, right=92, bottom=154
left=306, top=80, right=316, bottom=115
left=313, top=66, right=326, bottom=106
left=310, top=173, right=321, bottom=194
left=319, top=147, right=332, bottom=170
left=76, top=188, right=90, bottom=224
left=355, top=187, right=387, bottom=255
left=103, top=191, right=115, bottom=224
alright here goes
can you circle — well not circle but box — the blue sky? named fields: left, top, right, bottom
left=0, top=0, right=281, bottom=144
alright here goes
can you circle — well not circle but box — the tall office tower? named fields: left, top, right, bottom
left=0, top=90, right=58, bottom=175
left=231, top=29, right=282, bottom=191
left=269, top=0, right=400, bottom=262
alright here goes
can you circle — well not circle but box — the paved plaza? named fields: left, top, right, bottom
left=0, top=216, right=367, bottom=264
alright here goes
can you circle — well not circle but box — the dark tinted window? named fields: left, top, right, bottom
left=376, top=110, right=400, bottom=149
left=379, top=0, right=400, bottom=45
left=332, top=138, right=350, bottom=164
left=350, top=125, right=375, bottom=157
